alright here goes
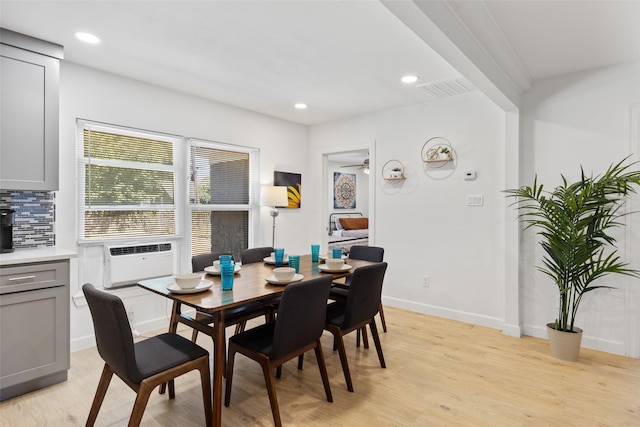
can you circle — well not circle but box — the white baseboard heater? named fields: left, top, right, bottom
left=104, top=242, right=174, bottom=288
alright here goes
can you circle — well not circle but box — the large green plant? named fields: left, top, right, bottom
left=506, top=159, right=640, bottom=332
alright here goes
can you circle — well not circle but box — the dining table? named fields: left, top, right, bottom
left=138, top=253, right=376, bottom=427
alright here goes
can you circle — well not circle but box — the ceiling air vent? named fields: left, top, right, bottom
left=416, top=78, right=477, bottom=100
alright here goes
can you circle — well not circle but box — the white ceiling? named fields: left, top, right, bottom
left=1, top=1, right=638, bottom=125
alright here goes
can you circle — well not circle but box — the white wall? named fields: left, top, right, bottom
left=311, top=92, right=507, bottom=329
left=57, top=63, right=311, bottom=350
left=520, top=62, right=640, bottom=356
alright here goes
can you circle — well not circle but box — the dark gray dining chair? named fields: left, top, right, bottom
left=82, top=283, right=212, bottom=426
left=331, top=245, right=386, bottom=347
left=224, top=276, right=334, bottom=426
left=240, top=246, right=274, bottom=264
left=325, top=262, right=388, bottom=392
left=191, top=251, right=232, bottom=273
left=190, top=251, right=275, bottom=341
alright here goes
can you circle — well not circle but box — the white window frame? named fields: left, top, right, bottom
left=185, top=138, right=260, bottom=257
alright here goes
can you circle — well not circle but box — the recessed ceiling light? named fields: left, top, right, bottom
left=74, top=32, right=101, bottom=44
left=294, top=103, right=308, bottom=110
left=401, top=75, right=419, bottom=84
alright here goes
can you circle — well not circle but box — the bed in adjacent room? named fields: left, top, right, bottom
left=328, top=212, right=369, bottom=254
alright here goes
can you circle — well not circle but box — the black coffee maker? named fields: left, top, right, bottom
left=1, top=208, right=15, bottom=253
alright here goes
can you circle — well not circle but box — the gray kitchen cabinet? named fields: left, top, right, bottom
left=0, top=260, right=70, bottom=401
left=0, top=29, right=63, bottom=191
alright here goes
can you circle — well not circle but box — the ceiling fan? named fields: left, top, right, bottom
left=341, top=158, right=370, bottom=174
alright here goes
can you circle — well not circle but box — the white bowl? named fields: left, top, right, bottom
left=174, top=273, right=202, bottom=289
left=326, top=258, right=345, bottom=270
left=273, top=267, right=295, bottom=282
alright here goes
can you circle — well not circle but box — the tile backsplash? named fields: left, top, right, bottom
left=0, top=191, right=55, bottom=248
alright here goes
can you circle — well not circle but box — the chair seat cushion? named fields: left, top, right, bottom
left=329, top=287, right=348, bottom=301
left=325, top=302, right=346, bottom=327
left=229, top=322, right=276, bottom=356
left=134, top=333, right=209, bottom=382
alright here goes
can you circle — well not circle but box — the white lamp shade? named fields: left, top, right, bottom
left=260, top=186, right=288, bottom=207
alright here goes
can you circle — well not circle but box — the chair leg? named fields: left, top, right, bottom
left=314, top=342, right=333, bottom=402
left=379, top=303, right=387, bottom=333
left=298, top=354, right=304, bottom=370
left=356, top=328, right=361, bottom=348
left=330, top=327, right=354, bottom=392
left=261, top=361, right=282, bottom=427
left=361, top=326, right=369, bottom=349
left=198, top=358, right=213, bottom=426
left=276, top=365, right=282, bottom=378
left=128, top=381, right=154, bottom=427
left=86, top=364, right=113, bottom=427
left=369, top=320, right=386, bottom=368
left=167, top=379, right=175, bottom=399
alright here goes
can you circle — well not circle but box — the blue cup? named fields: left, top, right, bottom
left=332, top=248, right=343, bottom=259
left=221, top=262, right=234, bottom=290
left=311, top=244, right=320, bottom=262
left=219, top=254, right=233, bottom=265
left=274, top=248, right=285, bottom=267
left=288, top=255, right=301, bottom=273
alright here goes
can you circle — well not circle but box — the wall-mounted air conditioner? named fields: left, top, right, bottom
left=104, top=242, right=174, bottom=288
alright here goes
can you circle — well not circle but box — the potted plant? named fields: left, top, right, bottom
left=439, top=146, right=451, bottom=160
left=390, top=167, right=403, bottom=178
left=505, top=159, right=640, bottom=361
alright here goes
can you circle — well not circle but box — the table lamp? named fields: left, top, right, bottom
left=260, top=186, right=288, bottom=247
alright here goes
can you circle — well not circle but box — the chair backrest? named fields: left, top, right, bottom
left=192, top=252, right=232, bottom=272
left=349, top=245, right=384, bottom=262
left=269, top=276, right=332, bottom=360
left=342, top=262, right=388, bottom=330
left=82, top=283, right=144, bottom=384
left=241, top=246, right=274, bottom=265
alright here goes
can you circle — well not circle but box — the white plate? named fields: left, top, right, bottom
left=265, top=273, right=303, bottom=285
left=204, top=264, right=241, bottom=275
left=318, top=264, right=352, bottom=273
left=319, top=254, right=347, bottom=261
left=166, top=280, right=213, bottom=294
left=263, top=255, right=289, bottom=265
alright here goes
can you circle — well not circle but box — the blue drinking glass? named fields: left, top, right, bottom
left=332, top=248, right=343, bottom=259
left=220, top=262, right=234, bottom=290
left=288, top=255, right=300, bottom=273
left=311, top=244, right=320, bottom=262
left=274, top=248, right=285, bottom=267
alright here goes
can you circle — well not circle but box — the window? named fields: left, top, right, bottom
left=77, top=121, right=259, bottom=258
left=189, top=140, right=259, bottom=260
left=78, top=121, right=179, bottom=240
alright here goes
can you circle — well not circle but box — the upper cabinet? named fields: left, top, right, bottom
left=1, top=29, right=63, bottom=191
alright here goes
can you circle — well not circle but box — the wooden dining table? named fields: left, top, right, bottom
left=138, top=253, right=375, bottom=427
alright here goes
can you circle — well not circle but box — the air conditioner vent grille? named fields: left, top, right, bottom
left=416, top=78, right=477, bottom=99
left=109, top=243, right=172, bottom=257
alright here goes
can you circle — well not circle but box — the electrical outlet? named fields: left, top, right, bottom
left=466, top=194, right=484, bottom=206
left=422, top=275, right=430, bottom=288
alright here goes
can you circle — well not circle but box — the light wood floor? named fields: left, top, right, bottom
left=1, top=306, right=638, bottom=426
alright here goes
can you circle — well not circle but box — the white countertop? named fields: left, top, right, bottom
left=0, top=246, right=77, bottom=266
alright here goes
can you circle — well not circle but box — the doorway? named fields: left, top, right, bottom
left=320, top=145, right=375, bottom=252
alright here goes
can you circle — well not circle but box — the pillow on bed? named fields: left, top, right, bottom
left=339, top=217, right=368, bottom=230
left=334, top=217, right=345, bottom=230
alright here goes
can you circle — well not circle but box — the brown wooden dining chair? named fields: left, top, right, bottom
left=325, top=262, right=388, bottom=392
left=331, top=245, right=386, bottom=347
left=224, top=276, right=334, bottom=427
left=82, top=283, right=212, bottom=427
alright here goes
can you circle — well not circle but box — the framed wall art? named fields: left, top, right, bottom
left=333, top=172, right=356, bottom=209
left=274, top=171, right=301, bottom=208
